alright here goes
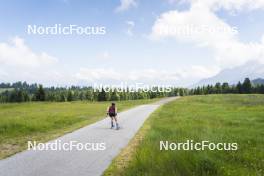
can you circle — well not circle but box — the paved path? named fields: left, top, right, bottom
left=0, top=97, right=178, bottom=176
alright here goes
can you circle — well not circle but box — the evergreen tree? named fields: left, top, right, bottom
left=67, top=90, right=73, bottom=101
left=259, top=85, right=264, bottom=94
left=85, top=90, right=94, bottom=101
left=97, top=88, right=107, bottom=101
left=179, top=88, right=184, bottom=96
left=110, top=90, right=120, bottom=101
left=242, top=78, right=252, bottom=94
left=35, top=85, right=45, bottom=101
left=215, top=83, right=222, bottom=94
left=16, top=89, right=23, bottom=102
left=222, top=82, right=229, bottom=94
left=59, top=92, right=66, bottom=102
left=236, top=81, right=243, bottom=94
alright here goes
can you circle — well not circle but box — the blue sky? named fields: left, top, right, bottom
left=0, top=0, right=264, bottom=86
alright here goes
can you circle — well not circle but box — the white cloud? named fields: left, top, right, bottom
left=126, top=20, right=135, bottom=36
left=0, top=37, right=216, bottom=86
left=0, top=37, right=67, bottom=85
left=75, top=68, right=122, bottom=82
left=74, top=66, right=218, bottom=86
left=177, top=0, right=264, bottom=11
left=201, top=0, right=264, bottom=11
left=115, top=0, right=137, bottom=12
left=0, top=37, right=57, bottom=68
left=150, top=1, right=264, bottom=68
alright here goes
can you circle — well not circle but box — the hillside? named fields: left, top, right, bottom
left=252, top=78, right=264, bottom=85
left=194, top=60, right=264, bottom=87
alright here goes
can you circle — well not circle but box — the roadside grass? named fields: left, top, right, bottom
left=0, top=98, right=159, bottom=159
left=104, top=95, right=264, bottom=176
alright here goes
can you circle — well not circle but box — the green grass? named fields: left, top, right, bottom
left=105, top=95, right=264, bottom=176
left=0, top=99, right=159, bottom=159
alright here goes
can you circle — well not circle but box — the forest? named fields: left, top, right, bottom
left=0, top=78, right=263, bottom=103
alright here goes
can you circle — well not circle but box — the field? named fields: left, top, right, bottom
left=105, top=95, right=264, bottom=176
left=0, top=99, right=159, bottom=159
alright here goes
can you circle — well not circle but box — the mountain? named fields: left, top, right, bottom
left=194, top=60, right=264, bottom=87
left=252, top=78, right=264, bottom=85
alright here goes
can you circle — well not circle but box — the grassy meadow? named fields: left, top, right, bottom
left=0, top=99, right=159, bottom=159
left=105, top=95, right=264, bottom=176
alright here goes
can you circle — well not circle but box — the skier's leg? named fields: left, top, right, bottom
left=110, top=117, right=114, bottom=128
left=114, top=116, right=119, bottom=129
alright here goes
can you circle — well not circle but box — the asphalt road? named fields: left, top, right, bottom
left=0, top=97, right=178, bottom=176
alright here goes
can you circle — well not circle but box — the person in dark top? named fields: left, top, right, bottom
left=107, top=102, right=119, bottom=130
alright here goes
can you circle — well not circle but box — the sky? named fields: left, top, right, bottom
left=0, top=0, right=264, bottom=87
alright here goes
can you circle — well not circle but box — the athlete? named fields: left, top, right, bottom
left=107, top=102, right=119, bottom=130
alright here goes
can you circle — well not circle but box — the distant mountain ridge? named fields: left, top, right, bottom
left=252, top=78, right=264, bottom=85
left=193, top=60, right=264, bottom=87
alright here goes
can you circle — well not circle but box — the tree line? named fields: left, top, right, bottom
left=0, top=82, right=187, bottom=103
left=0, top=78, right=263, bottom=103
left=189, top=78, right=264, bottom=95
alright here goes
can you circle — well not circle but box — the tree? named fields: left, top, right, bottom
left=78, top=91, right=85, bottom=100
left=35, top=85, right=45, bottom=101
left=215, top=83, right=222, bottom=94
left=110, top=90, right=120, bottom=101
left=236, top=81, right=243, bottom=94
left=9, top=90, right=18, bottom=102
left=97, top=88, right=107, bottom=101
left=179, top=88, right=185, bottom=96
left=259, top=85, right=264, bottom=94
left=85, top=89, right=94, bottom=101
left=59, top=92, right=66, bottom=102
left=67, top=90, right=73, bottom=101
left=242, top=78, right=252, bottom=94
left=46, top=92, right=56, bottom=101
left=222, top=82, right=230, bottom=94
left=16, top=89, right=23, bottom=102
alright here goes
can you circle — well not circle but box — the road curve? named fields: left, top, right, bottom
left=0, top=97, right=179, bottom=176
